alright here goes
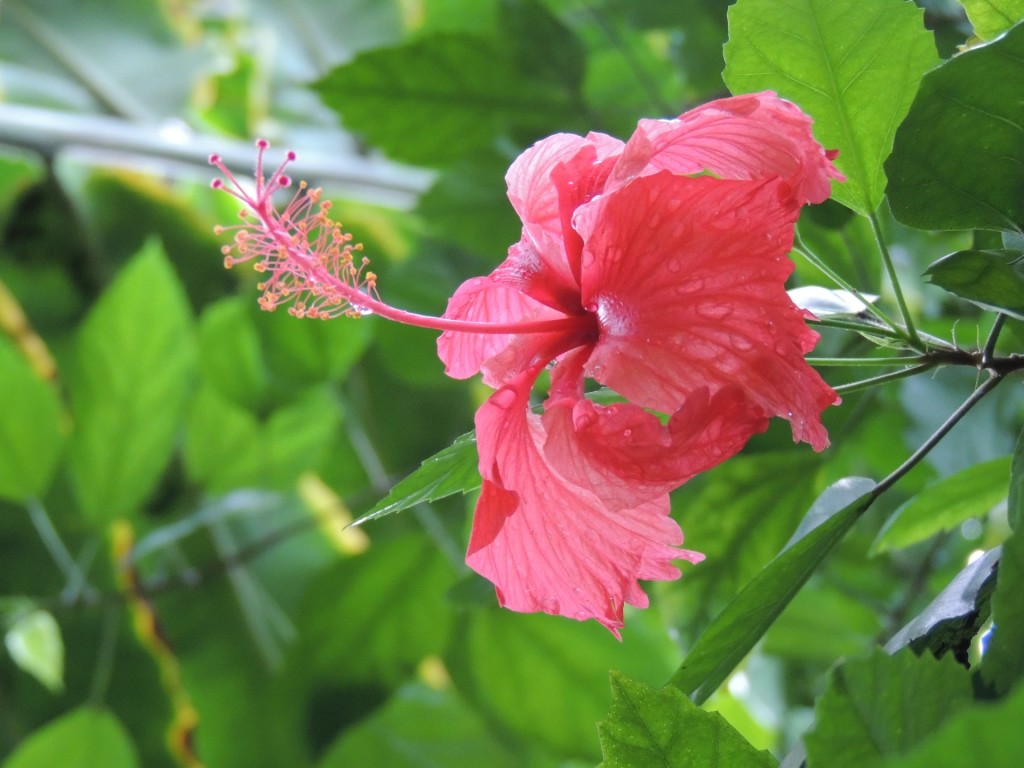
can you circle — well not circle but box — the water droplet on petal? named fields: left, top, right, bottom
left=667, top=258, right=682, bottom=274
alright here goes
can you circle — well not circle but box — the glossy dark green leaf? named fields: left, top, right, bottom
left=980, top=427, right=1024, bottom=695
left=804, top=648, right=972, bottom=767
left=2, top=707, right=138, bottom=768
left=598, top=672, right=777, bottom=768
left=885, top=546, right=999, bottom=660
left=69, top=241, right=195, bottom=524
left=961, top=0, right=1024, bottom=40
left=314, top=33, right=578, bottom=166
left=882, top=684, right=1024, bottom=768
left=0, top=336, right=65, bottom=502
left=317, top=683, right=518, bottom=768
left=887, top=23, right=1024, bottom=233
left=924, top=250, right=1024, bottom=320
left=446, top=608, right=677, bottom=761
left=354, top=432, right=479, bottom=526
left=871, top=456, right=1011, bottom=554
left=670, top=477, right=875, bottom=704
left=724, top=0, right=938, bottom=214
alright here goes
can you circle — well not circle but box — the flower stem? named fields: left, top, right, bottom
left=793, top=230, right=899, bottom=331
left=832, top=363, right=935, bottom=394
left=807, top=356, right=927, bottom=367
left=868, top=211, right=923, bottom=350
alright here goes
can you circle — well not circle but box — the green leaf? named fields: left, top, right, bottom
left=0, top=151, right=44, bottom=234
left=885, top=546, right=999, bottom=660
left=980, top=428, right=1024, bottom=694
left=805, top=648, right=973, bottom=767
left=446, top=608, right=678, bottom=761
left=961, top=0, right=1024, bottom=40
left=313, top=33, right=579, bottom=166
left=723, top=0, right=938, bottom=214
left=69, top=241, right=196, bottom=524
left=669, top=477, right=876, bottom=704
left=598, top=672, right=777, bottom=768
left=0, top=336, right=65, bottom=502
left=882, top=683, right=1024, bottom=767
left=3, top=609, right=64, bottom=693
left=498, top=0, right=585, bottom=92
left=286, top=534, right=457, bottom=689
left=317, top=683, right=519, bottom=768
left=668, top=452, right=823, bottom=636
left=184, top=384, right=342, bottom=493
left=887, top=23, right=1024, bottom=233
left=354, top=432, right=479, bottom=525
left=197, top=298, right=271, bottom=412
left=871, top=456, right=1011, bottom=554
left=1, top=707, right=138, bottom=768
left=924, top=249, right=1024, bottom=320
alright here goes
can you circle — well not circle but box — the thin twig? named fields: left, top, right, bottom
left=868, top=212, right=923, bottom=349
left=982, top=314, right=1007, bottom=368
left=833, top=363, right=936, bottom=394
left=794, top=231, right=899, bottom=331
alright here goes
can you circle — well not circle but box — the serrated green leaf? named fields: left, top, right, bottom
left=598, top=672, right=776, bottom=768
left=317, top=683, right=519, bottom=768
left=313, top=33, right=579, bottom=166
left=3, top=609, right=64, bottom=693
left=354, top=431, right=480, bottom=526
left=887, top=23, right=1024, bottom=233
left=69, top=241, right=195, bottom=524
left=882, top=683, right=1024, bottom=768
left=723, top=0, right=938, bottom=214
left=0, top=336, right=65, bottom=502
left=961, top=0, right=1024, bottom=40
left=1, top=707, right=139, bottom=768
left=980, top=427, right=1024, bottom=695
left=924, top=249, right=1024, bottom=320
left=871, top=457, right=1011, bottom=554
left=805, top=648, right=972, bottom=767
left=670, top=477, right=876, bottom=704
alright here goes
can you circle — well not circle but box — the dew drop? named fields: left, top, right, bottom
left=667, top=258, right=682, bottom=274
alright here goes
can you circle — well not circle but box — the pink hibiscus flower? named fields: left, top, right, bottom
left=210, top=91, right=842, bottom=636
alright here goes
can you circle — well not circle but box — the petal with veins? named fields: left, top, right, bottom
left=577, top=172, right=839, bottom=450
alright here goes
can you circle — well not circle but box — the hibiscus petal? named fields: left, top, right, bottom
left=609, top=91, right=844, bottom=207
left=500, top=132, right=623, bottom=309
left=576, top=171, right=839, bottom=450
left=437, top=275, right=571, bottom=386
left=468, top=372, right=698, bottom=636
left=542, top=386, right=769, bottom=502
